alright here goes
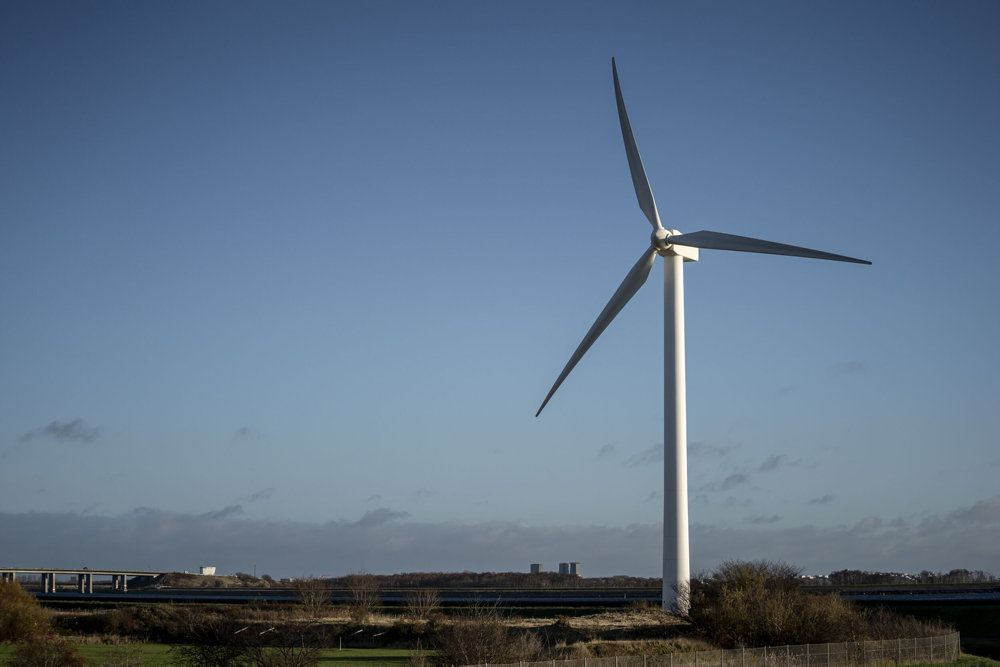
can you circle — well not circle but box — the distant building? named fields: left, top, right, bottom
left=557, top=562, right=582, bottom=576
left=530, top=563, right=543, bottom=574
left=199, top=566, right=216, bottom=575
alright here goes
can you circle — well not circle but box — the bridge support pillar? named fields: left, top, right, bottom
left=76, top=573, right=93, bottom=594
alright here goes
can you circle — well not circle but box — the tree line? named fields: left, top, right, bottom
left=826, top=568, right=996, bottom=585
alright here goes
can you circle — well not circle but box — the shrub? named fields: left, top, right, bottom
left=689, top=560, right=947, bottom=649
left=0, top=579, right=50, bottom=641
left=433, top=603, right=544, bottom=665
left=7, top=634, right=85, bottom=667
left=859, top=606, right=950, bottom=640
left=168, top=612, right=254, bottom=666
left=247, top=644, right=320, bottom=666
left=689, top=560, right=861, bottom=647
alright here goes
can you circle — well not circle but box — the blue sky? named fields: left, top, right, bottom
left=2, top=0, right=998, bottom=579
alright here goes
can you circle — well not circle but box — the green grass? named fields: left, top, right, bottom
left=915, top=656, right=1000, bottom=667
left=0, top=642, right=175, bottom=666
left=3, top=642, right=997, bottom=666
left=317, top=647, right=417, bottom=664
left=0, top=643, right=419, bottom=665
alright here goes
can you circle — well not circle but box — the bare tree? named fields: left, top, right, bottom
left=433, top=602, right=545, bottom=666
left=405, top=588, right=441, bottom=621
left=345, top=572, right=381, bottom=622
left=293, top=577, right=329, bottom=615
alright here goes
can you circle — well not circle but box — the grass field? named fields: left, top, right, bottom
left=0, top=644, right=417, bottom=666
left=2, top=643, right=999, bottom=666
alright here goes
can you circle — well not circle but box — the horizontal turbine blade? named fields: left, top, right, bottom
left=668, top=230, right=871, bottom=265
left=613, top=58, right=663, bottom=231
left=536, top=246, right=658, bottom=417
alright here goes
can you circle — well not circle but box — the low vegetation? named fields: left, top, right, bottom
left=688, top=560, right=949, bottom=649
left=0, top=563, right=984, bottom=666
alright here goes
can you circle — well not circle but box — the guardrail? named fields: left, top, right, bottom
left=471, top=631, right=961, bottom=667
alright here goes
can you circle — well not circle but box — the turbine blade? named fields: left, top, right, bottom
left=536, top=246, right=658, bottom=417
left=668, top=230, right=872, bottom=265
left=613, top=58, right=663, bottom=231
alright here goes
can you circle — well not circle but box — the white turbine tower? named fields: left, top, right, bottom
left=535, top=59, right=870, bottom=614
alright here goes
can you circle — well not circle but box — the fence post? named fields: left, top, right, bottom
left=742, top=647, right=745, bottom=667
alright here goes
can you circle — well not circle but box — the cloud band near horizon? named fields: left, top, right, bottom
left=1, top=495, right=997, bottom=580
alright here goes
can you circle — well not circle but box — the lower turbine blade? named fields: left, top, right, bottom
left=536, top=246, right=658, bottom=417
left=668, top=230, right=871, bottom=265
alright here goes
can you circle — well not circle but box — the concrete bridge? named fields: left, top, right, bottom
left=0, top=567, right=167, bottom=593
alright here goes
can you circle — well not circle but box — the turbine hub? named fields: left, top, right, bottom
left=651, top=228, right=681, bottom=255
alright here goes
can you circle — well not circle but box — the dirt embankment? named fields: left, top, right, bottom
left=152, top=572, right=273, bottom=589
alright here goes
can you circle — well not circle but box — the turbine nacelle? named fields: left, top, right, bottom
left=653, top=228, right=699, bottom=262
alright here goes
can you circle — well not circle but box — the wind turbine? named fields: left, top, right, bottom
left=535, top=59, right=870, bottom=614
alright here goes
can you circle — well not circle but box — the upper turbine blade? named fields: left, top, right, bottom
left=536, top=246, right=658, bottom=417
left=613, top=58, right=663, bottom=231
left=668, top=230, right=872, bottom=265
